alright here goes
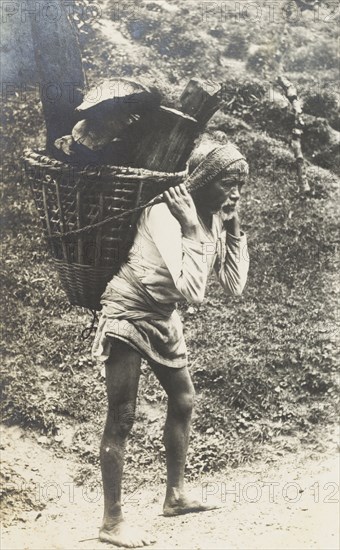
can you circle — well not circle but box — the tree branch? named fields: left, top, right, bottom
left=277, top=75, right=310, bottom=193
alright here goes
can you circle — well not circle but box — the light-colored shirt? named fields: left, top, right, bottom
left=127, top=203, right=249, bottom=305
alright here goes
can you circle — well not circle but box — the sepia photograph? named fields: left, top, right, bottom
left=1, top=0, right=339, bottom=548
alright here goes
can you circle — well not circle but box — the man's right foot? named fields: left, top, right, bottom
left=99, top=520, right=155, bottom=548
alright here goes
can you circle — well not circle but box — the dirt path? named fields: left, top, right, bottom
left=1, top=424, right=339, bottom=550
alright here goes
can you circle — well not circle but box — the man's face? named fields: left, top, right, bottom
left=204, top=178, right=243, bottom=216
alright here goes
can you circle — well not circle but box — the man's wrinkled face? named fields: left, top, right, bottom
left=202, top=177, right=244, bottom=216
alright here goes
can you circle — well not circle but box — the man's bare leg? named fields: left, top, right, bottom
left=151, top=363, right=217, bottom=516
left=99, top=339, right=153, bottom=547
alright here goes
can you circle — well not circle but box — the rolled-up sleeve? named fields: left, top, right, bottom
left=214, top=230, right=249, bottom=296
left=147, top=204, right=209, bottom=303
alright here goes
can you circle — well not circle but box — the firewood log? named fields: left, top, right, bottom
left=128, top=107, right=198, bottom=172
left=124, top=80, right=223, bottom=172
left=180, top=78, right=222, bottom=127
left=27, top=0, right=85, bottom=152
left=76, top=78, right=161, bottom=120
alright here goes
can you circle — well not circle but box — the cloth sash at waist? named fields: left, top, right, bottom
left=100, top=263, right=176, bottom=321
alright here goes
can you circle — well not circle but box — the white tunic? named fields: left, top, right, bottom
left=92, top=203, right=249, bottom=367
left=126, top=202, right=249, bottom=304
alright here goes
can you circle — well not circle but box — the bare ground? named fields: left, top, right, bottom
left=1, top=424, right=339, bottom=550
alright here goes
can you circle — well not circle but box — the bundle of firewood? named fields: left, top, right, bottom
left=53, top=77, right=223, bottom=173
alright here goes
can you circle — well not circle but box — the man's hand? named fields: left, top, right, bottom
left=164, top=184, right=200, bottom=240
left=222, top=210, right=241, bottom=238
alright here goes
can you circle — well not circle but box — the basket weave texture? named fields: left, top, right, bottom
left=23, top=150, right=186, bottom=310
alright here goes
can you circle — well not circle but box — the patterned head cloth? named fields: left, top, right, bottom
left=186, top=140, right=249, bottom=191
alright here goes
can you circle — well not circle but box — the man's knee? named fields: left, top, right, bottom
left=106, top=401, right=136, bottom=437
left=172, top=387, right=195, bottom=417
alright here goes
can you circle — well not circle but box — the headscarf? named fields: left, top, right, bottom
left=185, top=140, right=249, bottom=192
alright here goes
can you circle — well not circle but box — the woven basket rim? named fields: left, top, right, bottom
left=23, top=148, right=188, bottom=180
left=52, top=259, right=115, bottom=270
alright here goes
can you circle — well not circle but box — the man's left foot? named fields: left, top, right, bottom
left=163, top=494, right=219, bottom=517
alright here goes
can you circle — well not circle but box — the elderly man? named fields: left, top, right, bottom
left=92, top=140, right=250, bottom=547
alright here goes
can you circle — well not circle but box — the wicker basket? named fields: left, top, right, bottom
left=23, top=150, right=186, bottom=310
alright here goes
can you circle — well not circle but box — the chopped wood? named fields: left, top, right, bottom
left=72, top=117, right=141, bottom=151
left=76, top=79, right=161, bottom=119
left=28, top=0, right=85, bottom=152
left=127, top=106, right=198, bottom=172
left=180, top=78, right=223, bottom=127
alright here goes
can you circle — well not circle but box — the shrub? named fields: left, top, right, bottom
left=126, top=17, right=160, bottom=41
left=224, top=31, right=249, bottom=59
left=286, top=41, right=338, bottom=72
left=303, top=91, right=340, bottom=131
left=246, top=46, right=280, bottom=73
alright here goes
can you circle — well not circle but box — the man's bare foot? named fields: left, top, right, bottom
left=163, top=491, right=219, bottom=517
left=99, top=520, right=155, bottom=548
